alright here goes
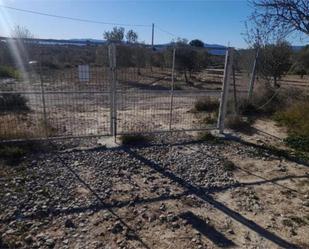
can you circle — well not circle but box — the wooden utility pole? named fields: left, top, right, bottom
left=151, top=23, right=154, bottom=50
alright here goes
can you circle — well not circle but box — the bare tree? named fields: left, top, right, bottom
left=11, top=25, right=33, bottom=40
left=251, top=0, right=309, bottom=37
left=10, top=25, right=34, bottom=67
left=126, top=30, right=138, bottom=43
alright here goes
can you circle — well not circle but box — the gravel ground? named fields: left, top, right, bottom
left=0, top=132, right=308, bottom=248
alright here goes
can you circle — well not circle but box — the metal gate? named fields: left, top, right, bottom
left=109, top=44, right=233, bottom=136
left=0, top=43, right=233, bottom=141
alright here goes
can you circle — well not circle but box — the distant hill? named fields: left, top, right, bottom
left=204, top=44, right=227, bottom=55
left=1, top=37, right=227, bottom=55
left=292, top=45, right=305, bottom=52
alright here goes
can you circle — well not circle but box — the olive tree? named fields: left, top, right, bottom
left=189, top=39, right=204, bottom=48
left=126, top=30, right=138, bottom=43
left=104, top=27, right=125, bottom=42
left=258, top=41, right=292, bottom=87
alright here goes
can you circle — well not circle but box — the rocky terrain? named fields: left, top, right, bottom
left=0, top=132, right=308, bottom=248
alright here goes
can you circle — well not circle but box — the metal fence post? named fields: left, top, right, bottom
left=217, top=47, right=233, bottom=133
left=108, top=43, right=117, bottom=138
left=169, top=48, right=176, bottom=131
left=38, top=60, right=48, bottom=138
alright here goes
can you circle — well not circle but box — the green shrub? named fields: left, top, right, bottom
left=197, top=132, right=221, bottom=143
left=0, top=93, right=30, bottom=113
left=284, top=135, right=309, bottom=152
left=194, top=97, right=219, bottom=112
left=119, top=134, right=150, bottom=146
left=0, top=66, right=20, bottom=79
left=0, top=145, right=26, bottom=165
left=223, top=160, right=236, bottom=171
left=0, top=141, right=51, bottom=165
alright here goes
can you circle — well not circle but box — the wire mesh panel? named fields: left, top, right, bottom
left=170, top=91, right=221, bottom=131
left=117, top=90, right=172, bottom=133
left=114, top=44, right=226, bottom=134
left=0, top=44, right=112, bottom=140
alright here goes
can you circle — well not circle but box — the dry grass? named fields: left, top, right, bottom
left=0, top=66, right=20, bottom=80
left=0, top=114, right=56, bottom=140
left=194, top=97, right=220, bottom=113
left=274, top=101, right=309, bottom=151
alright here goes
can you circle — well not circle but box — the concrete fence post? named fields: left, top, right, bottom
left=217, top=47, right=234, bottom=133
left=248, top=48, right=259, bottom=101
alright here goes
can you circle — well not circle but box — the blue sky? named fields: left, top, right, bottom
left=0, top=0, right=307, bottom=48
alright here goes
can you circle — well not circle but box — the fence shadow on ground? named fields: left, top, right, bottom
left=1, top=136, right=306, bottom=249
left=179, top=211, right=235, bottom=247
left=123, top=146, right=300, bottom=249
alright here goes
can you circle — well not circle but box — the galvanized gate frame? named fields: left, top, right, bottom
left=107, top=44, right=234, bottom=138
left=108, top=44, right=117, bottom=137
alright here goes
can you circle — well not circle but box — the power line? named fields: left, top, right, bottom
left=0, top=5, right=151, bottom=27
left=0, top=5, right=186, bottom=43
left=155, top=25, right=179, bottom=38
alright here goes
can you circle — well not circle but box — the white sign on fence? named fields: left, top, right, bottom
left=78, top=65, right=90, bottom=82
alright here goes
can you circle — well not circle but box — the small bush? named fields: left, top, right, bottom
left=274, top=101, right=309, bottom=151
left=197, top=132, right=221, bottom=143
left=223, top=160, right=236, bottom=171
left=0, top=66, right=20, bottom=79
left=0, top=141, right=51, bottom=165
left=0, top=145, right=26, bottom=165
left=120, top=134, right=150, bottom=146
left=0, top=93, right=30, bottom=113
left=225, top=115, right=253, bottom=133
left=0, top=145, right=26, bottom=158
left=194, top=97, right=219, bottom=112
left=284, top=135, right=309, bottom=152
